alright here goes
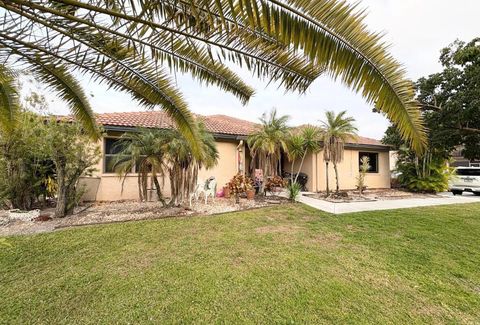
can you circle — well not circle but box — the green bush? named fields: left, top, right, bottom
left=287, top=182, right=302, bottom=202
left=396, top=151, right=453, bottom=193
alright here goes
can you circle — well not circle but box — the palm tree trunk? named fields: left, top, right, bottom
left=333, top=163, right=340, bottom=193
left=153, top=175, right=166, bottom=207
left=325, top=161, right=330, bottom=197
left=294, top=152, right=307, bottom=184
left=291, top=159, right=295, bottom=185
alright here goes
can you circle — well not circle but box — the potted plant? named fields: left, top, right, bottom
left=245, top=182, right=255, bottom=200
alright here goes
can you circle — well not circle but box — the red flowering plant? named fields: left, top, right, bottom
left=264, top=175, right=287, bottom=195
left=228, top=174, right=254, bottom=203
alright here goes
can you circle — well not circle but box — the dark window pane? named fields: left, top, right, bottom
left=456, top=168, right=480, bottom=176
left=359, top=152, right=379, bottom=173
left=105, top=138, right=130, bottom=155
left=104, top=156, right=117, bottom=173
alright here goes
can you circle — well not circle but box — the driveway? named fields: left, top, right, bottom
left=297, top=192, right=480, bottom=214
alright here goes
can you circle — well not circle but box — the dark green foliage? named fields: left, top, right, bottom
left=417, top=38, right=480, bottom=160
left=0, top=113, right=52, bottom=209
left=395, top=149, right=453, bottom=193
left=0, top=112, right=99, bottom=214
left=286, top=182, right=302, bottom=201
left=43, top=119, right=99, bottom=217
left=382, top=38, right=480, bottom=192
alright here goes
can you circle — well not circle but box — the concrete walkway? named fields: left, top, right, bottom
left=296, top=192, right=480, bottom=214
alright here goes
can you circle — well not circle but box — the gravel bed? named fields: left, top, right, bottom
left=305, top=189, right=440, bottom=203
left=0, top=196, right=288, bottom=236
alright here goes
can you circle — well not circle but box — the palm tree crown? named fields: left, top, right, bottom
left=112, top=129, right=171, bottom=204
left=113, top=122, right=218, bottom=206
left=0, top=0, right=425, bottom=152
left=248, top=109, right=290, bottom=177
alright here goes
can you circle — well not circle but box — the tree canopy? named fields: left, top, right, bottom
left=383, top=38, right=480, bottom=160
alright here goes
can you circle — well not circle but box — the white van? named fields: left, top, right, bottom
left=450, top=167, right=480, bottom=195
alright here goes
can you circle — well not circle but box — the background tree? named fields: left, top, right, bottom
left=43, top=119, right=100, bottom=217
left=382, top=38, right=480, bottom=192
left=0, top=0, right=426, bottom=152
left=320, top=111, right=358, bottom=194
left=418, top=38, right=480, bottom=160
left=248, top=109, right=290, bottom=178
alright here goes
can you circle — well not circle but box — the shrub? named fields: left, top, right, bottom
left=0, top=113, right=99, bottom=215
left=264, top=175, right=287, bottom=194
left=356, top=156, right=370, bottom=195
left=0, top=113, right=53, bottom=209
left=396, top=149, right=453, bottom=193
left=287, top=182, right=302, bottom=202
left=228, top=174, right=254, bottom=203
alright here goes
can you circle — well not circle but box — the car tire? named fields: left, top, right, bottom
left=452, top=190, right=463, bottom=196
left=474, top=192, right=480, bottom=196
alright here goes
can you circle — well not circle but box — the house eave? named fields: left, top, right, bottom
left=344, top=143, right=391, bottom=151
left=102, top=125, right=247, bottom=141
left=101, top=125, right=387, bottom=149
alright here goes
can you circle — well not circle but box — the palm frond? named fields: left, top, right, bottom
left=188, top=0, right=426, bottom=152
left=29, top=62, right=99, bottom=140
left=0, top=65, right=19, bottom=135
left=1, top=0, right=426, bottom=153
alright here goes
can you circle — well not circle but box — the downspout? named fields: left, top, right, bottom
left=237, top=140, right=244, bottom=175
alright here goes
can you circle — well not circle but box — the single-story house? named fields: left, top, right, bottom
left=78, top=111, right=391, bottom=201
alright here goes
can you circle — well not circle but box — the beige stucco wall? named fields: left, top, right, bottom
left=197, top=140, right=242, bottom=192
left=315, top=149, right=390, bottom=191
left=284, top=149, right=390, bottom=192
left=283, top=154, right=315, bottom=191
left=83, top=135, right=243, bottom=201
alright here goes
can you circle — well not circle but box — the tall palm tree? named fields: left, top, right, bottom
left=162, top=122, right=219, bottom=206
left=320, top=110, right=358, bottom=194
left=0, top=0, right=426, bottom=152
left=285, top=132, right=305, bottom=184
left=294, top=125, right=322, bottom=184
left=112, top=129, right=171, bottom=206
left=113, top=123, right=218, bottom=206
left=248, top=109, right=290, bottom=177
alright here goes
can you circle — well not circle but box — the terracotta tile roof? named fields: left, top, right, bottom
left=199, top=114, right=257, bottom=136
left=61, top=111, right=387, bottom=146
left=348, top=136, right=385, bottom=147
left=89, top=111, right=257, bottom=136
left=95, top=111, right=174, bottom=129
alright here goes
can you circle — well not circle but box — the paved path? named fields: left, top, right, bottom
left=296, top=192, right=480, bottom=214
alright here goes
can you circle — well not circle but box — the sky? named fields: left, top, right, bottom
left=45, top=0, right=480, bottom=140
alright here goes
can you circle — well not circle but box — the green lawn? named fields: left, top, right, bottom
left=1, top=203, right=480, bottom=324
